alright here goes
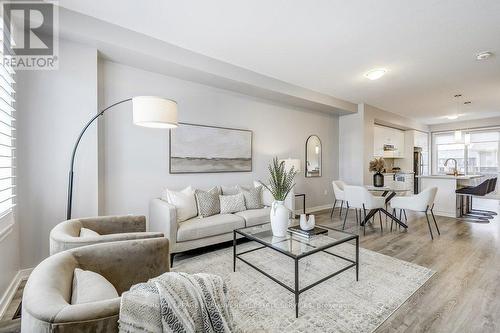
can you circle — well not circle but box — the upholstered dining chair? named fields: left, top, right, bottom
left=343, top=185, right=386, bottom=234
left=22, top=238, right=170, bottom=333
left=49, top=215, right=164, bottom=255
left=390, top=187, right=440, bottom=239
left=331, top=180, right=347, bottom=218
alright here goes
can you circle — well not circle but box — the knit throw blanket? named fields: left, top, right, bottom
left=119, top=272, right=234, bottom=333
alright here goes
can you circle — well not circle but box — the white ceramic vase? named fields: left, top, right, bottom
left=270, top=200, right=290, bottom=237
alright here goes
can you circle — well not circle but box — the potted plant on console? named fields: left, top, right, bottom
left=261, top=157, right=297, bottom=237
left=369, top=157, right=386, bottom=187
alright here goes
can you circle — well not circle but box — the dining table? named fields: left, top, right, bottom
left=362, top=185, right=409, bottom=229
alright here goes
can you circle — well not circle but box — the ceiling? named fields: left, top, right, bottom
left=58, top=0, right=500, bottom=124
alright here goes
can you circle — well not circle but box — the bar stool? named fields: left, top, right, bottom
left=456, top=179, right=493, bottom=221
left=470, top=177, right=497, bottom=216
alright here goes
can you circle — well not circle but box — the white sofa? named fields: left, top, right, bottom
left=149, top=184, right=294, bottom=265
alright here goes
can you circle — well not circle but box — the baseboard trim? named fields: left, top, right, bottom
left=295, top=204, right=332, bottom=215
left=0, top=268, right=32, bottom=319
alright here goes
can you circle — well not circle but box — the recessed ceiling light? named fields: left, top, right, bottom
left=364, top=68, right=387, bottom=80
left=476, top=51, right=494, bottom=60
left=446, top=115, right=459, bottom=120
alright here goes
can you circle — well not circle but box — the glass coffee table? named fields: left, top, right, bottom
left=233, top=223, right=359, bottom=318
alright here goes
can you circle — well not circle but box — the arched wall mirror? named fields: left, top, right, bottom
left=305, top=135, right=322, bottom=177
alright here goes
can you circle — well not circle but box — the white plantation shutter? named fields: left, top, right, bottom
left=0, top=52, right=15, bottom=218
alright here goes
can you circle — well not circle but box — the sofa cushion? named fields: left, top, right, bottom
left=177, top=214, right=245, bottom=242
left=234, top=207, right=271, bottom=227
left=71, top=268, right=118, bottom=304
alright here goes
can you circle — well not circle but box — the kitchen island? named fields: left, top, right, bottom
left=417, top=175, right=483, bottom=217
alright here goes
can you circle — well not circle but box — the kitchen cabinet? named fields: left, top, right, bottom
left=374, top=125, right=405, bottom=158
left=414, top=131, right=429, bottom=175
left=414, top=131, right=428, bottom=150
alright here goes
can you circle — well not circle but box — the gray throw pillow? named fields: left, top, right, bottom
left=239, top=185, right=263, bottom=209
left=195, top=187, right=220, bottom=218
left=220, top=193, right=246, bottom=214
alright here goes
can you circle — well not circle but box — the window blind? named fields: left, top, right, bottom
left=0, top=49, right=15, bottom=219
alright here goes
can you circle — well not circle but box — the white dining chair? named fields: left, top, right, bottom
left=331, top=180, right=347, bottom=218
left=343, top=185, right=387, bottom=234
left=390, top=187, right=440, bottom=239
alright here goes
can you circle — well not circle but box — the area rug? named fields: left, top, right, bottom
left=173, top=242, right=434, bottom=333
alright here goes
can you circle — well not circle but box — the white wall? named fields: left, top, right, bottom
left=0, top=216, right=20, bottom=307
left=16, top=39, right=98, bottom=268
left=339, top=105, right=364, bottom=185
left=99, top=61, right=339, bottom=216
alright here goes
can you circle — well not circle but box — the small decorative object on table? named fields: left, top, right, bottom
left=369, top=157, right=386, bottom=187
left=260, top=157, right=297, bottom=237
left=300, top=214, right=315, bottom=230
left=288, top=225, right=328, bottom=239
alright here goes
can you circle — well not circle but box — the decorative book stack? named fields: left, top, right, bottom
left=288, top=225, right=328, bottom=239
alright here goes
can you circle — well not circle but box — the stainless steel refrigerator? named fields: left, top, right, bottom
left=413, top=147, right=423, bottom=193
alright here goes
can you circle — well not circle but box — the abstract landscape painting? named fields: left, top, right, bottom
left=170, top=123, right=252, bottom=173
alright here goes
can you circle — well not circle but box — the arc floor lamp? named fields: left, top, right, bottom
left=67, top=96, right=178, bottom=219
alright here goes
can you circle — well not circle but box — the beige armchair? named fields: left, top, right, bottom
left=22, top=237, right=170, bottom=333
left=49, top=215, right=164, bottom=255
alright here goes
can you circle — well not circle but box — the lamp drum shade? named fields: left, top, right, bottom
left=132, top=96, right=178, bottom=128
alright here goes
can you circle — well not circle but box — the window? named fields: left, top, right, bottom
left=432, top=129, right=500, bottom=178
left=0, top=53, right=15, bottom=218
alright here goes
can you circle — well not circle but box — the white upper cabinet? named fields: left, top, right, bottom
left=414, top=131, right=428, bottom=150
left=374, top=125, right=405, bottom=158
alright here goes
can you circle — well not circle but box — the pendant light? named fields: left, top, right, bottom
left=453, top=94, right=463, bottom=143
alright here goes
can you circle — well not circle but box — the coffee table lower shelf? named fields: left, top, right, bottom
left=233, top=227, right=359, bottom=318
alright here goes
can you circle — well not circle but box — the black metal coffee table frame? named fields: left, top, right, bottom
left=233, top=225, right=359, bottom=318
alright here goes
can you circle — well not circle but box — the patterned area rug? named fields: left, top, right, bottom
left=173, top=242, right=434, bottom=333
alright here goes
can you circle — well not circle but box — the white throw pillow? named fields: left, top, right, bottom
left=71, top=268, right=118, bottom=304
left=254, top=181, right=274, bottom=207
left=166, top=186, right=198, bottom=223
left=79, top=227, right=100, bottom=237
left=220, top=193, right=246, bottom=214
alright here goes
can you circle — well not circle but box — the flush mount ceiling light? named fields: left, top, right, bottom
left=476, top=51, right=494, bottom=60
left=364, top=68, right=387, bottom=80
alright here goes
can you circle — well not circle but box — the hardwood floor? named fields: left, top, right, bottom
left=318, top=198, right=500, bottom=333
left=2, top=199, right=499, bottom=332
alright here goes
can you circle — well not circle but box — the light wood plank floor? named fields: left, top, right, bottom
left=319, top=198, right=500, bottom=333
left=2, top=199, right=499, bottom=333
